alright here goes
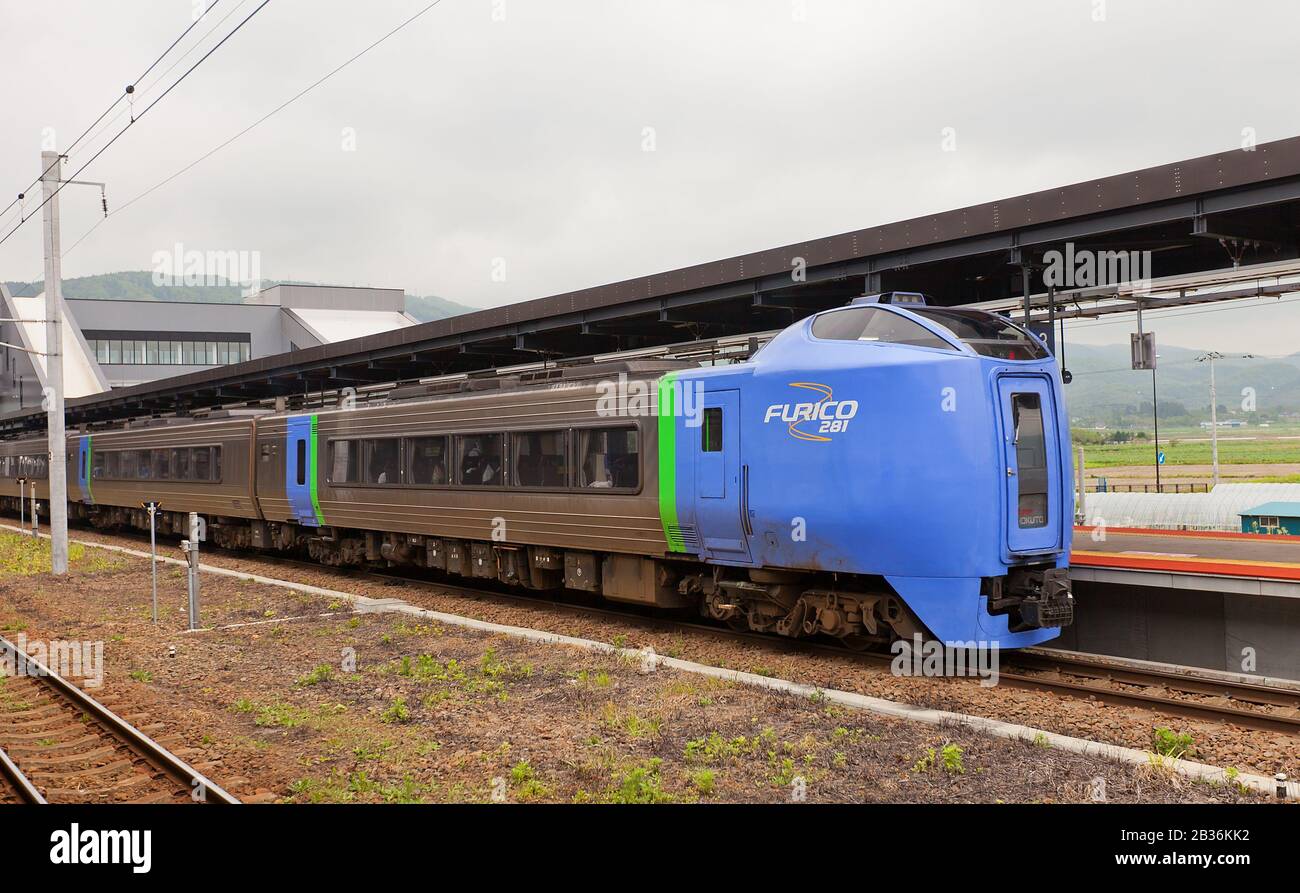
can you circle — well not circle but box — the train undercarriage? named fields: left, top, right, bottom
left=7, top=498, right=1068, bottom=649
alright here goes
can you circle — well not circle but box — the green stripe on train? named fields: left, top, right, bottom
left=657, top=373, right=684, bottom=552
left=309, top=415, right=325, bottom=525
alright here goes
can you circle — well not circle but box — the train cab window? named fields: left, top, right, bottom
left=513, top=432, right=568, bottom=488
left=457, top=434, right=504, bottom=486
left=811, top=307, right=955, bottom=350
left=296, top=440, right=307, bottom=486
left=1011, top=393, right=1048, bottom=529
left=405, top=436, right=449, bottom=486
left=911, top=308, right=1050, bottom=360
left=701, top=408, right=722, bottom=452
left=330, top=440, right=360, bottom=484
left=579, top=427, right=639, bottom=489
left=363, top=439, right=401, bottom=485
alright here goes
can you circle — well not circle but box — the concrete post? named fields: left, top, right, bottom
left=39, top=151, right=68, bottom=574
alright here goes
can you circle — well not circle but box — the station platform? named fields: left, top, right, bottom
left=1056, top=527, right=1300, bottom=680
left=1070, top=526, right=1300, bottom=598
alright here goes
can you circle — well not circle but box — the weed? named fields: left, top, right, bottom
left=940, top=743, right=964, bottom=775
left=1152, top=727, right=1195, bottom=759
left=254, top=702, right=309, bottom=728
left=510, top=761, right=551, bottom=801
left=380, top=697, right=411, bottom=724
left=296, top=664, right=334, bottom=686
left=609, top=759, right=672, bottom=804
left=689, top=769, right=716, bottom=796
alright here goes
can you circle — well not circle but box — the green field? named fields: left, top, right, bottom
left=1082, top=436, right=1300, bottom=469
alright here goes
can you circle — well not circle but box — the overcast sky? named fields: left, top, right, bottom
left=3, top=0, right=1299, bottom=354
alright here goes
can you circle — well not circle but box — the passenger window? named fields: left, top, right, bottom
left=194, top=447, right=213, bottom=482
left=405, top=436, right=449, bottom=485
left=153, top=450, right=170, bottom=480
left=579, top=428, right=639, bottom=489
left=457, top=434, right=504, bottom=486
left=513, top=431, right=568, bottom=487
left=105, top=451, right=120, bottom=479
left=701, top=408, right=722, bottom=452
left=129, top=451, right=150, bottom=480
left=296, top=439, right=307, bottom=486
left=363, top=439, right=400, bottom=485
left=330, top=440, right=360, bottom=484
left=172, top=448, right=190, bottom=480
left=811, top=306, right=954, bottom=350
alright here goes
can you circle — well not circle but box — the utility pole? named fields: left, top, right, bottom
left=1200, top=351, right=1223, bottom=488
left=1197, top=351, right=1255, bottom=490
left=39, top=151, right=68, bottom=575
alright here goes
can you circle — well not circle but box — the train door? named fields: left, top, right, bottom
left=695, top=390, right=751, bottom=561
left=76, top=435, right=92, bottom=504
left=997, top=375, right=1062, bottom=554
left=285, top=415, right=320, bottom=527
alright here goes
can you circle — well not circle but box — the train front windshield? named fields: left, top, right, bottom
left=911, top=308, right=1050, bottom=361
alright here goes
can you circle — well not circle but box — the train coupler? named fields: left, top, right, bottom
left=990, top=566, right=1074, bottom=630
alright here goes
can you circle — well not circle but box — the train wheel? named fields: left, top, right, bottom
left=836, top=634, right=877, bottom=652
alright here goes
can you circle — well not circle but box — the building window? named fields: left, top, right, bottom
left=84, top=333, right=251, bottom=366
left=1261, top=516, right=1280, bottom=529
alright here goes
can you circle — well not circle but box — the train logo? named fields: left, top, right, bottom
left=763, top=382, right=859, bottom=442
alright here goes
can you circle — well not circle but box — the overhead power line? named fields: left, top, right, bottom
left=63, top=0, right=447, bottom=259
left=0, top=1, right=226, bottom=222
left=0, top=0, right=270, bottom=250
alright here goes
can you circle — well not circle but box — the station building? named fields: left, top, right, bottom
left=0, top=283, right=417, bottom=414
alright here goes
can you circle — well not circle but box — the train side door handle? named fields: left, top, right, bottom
left=740, top=464, right=753, bottom=537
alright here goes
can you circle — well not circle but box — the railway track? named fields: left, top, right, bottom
left=0, top=634, right=239, bottom=805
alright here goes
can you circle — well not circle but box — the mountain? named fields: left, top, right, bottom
left=3, top=271, right=477, bottom=323
left=1059, top=341, right=1300, bottom=426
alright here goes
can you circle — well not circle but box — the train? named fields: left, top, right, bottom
left=0, top=292, right=1074, bottom=649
